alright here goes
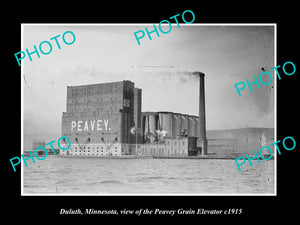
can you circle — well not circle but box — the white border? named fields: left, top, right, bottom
left=21, top=23, right=277, bottom=196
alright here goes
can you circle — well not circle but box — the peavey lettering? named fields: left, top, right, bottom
left=71, top=119, right=110, bottom=132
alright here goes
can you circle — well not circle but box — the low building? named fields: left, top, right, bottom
left=138, top=137, right=200, bottom=156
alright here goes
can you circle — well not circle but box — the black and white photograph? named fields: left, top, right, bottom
left=21, top=24, right=275, bottom=195
left=4, top=3, right=299, bottom=221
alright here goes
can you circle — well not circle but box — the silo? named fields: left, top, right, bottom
left=143, top=112, right=158, bottom=143
left=148, top=112, right=158, bottom=143
left=158, top=112, right=172, bottom=138
left=180, top=114, right=188, bottom=136
left=172, top=113, right=181, bottom=138
left=188, top=116, right=196, bottom=137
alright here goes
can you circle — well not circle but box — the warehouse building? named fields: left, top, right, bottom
left=139, top=137, right=199, bottom=156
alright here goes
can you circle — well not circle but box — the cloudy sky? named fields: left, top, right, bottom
left=22, top=24, right=275, bottom=135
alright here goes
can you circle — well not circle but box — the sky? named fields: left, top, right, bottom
left=22, top=24, right=275, bottom=135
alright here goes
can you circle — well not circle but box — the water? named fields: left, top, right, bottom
left=23, top=156, right=274, bottom=194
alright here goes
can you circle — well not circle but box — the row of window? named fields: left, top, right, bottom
left=69, top=97, right=122, bottom=102
left=140, top=148, right=187, bottom=155
left=70, top=84, right=120, bottom=92
left=69, top=152, right=120, bottom=156
left=70, top=149, right=119, bottom=153
left=70, top=92, right=121, bottom=95
left=73, top=146, right=119, bottom=150
left=165, top=140, right=185, bottom=145
left=64, top=112, right=120, bottom=117
left=68, top=107, right=120, bottom=113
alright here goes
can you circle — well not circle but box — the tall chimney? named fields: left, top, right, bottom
left=194, top=71, right=207, bottom=155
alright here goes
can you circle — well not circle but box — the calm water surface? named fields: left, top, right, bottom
left=23, top=156, right=274, bottom=194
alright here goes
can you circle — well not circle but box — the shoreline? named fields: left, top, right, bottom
left=53, top=154, right=273, bottom=160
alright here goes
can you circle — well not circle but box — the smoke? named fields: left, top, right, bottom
left=164, top=71, right=200, bottom=81
left=136, top=70, right=201, bottom=84
left=69, top=65, right=202, bottom=86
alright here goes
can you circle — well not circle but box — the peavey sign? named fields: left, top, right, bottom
left=71, top=119, right=111, bottom=132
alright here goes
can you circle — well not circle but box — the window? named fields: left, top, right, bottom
left=123, top=99, right=130, bottom=107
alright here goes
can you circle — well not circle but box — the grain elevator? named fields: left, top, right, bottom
left=61, top=72, right=207, bottom=156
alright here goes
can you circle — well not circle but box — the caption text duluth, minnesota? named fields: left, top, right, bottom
left=60, top=208, right=238, bottom=216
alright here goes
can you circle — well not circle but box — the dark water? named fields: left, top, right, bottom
left=23, top=156, right=274, bottom=194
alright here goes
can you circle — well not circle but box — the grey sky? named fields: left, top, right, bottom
left=22, top=24, right=275, bottom=134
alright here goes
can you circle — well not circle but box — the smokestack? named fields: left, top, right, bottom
left=194, top=71, right=207, bottom=155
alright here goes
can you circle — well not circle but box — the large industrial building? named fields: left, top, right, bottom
left=60, top=72, right=208, bottom=156
left=61, top=80, right=142, bottom=156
